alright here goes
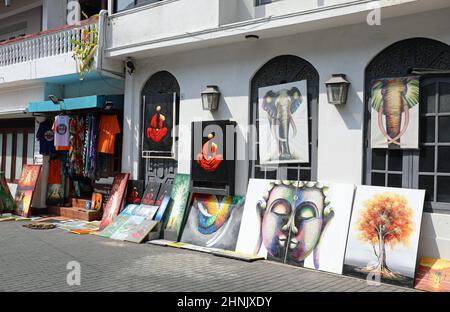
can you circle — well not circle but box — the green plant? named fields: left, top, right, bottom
left=71, top=13, right=99, bottom=80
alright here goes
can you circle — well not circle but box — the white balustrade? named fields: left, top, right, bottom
left=0, top=20, right=98, bottom=67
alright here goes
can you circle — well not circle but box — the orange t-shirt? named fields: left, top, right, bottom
left=97, top=115, right=121, bottom=155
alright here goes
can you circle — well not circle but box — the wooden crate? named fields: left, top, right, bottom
left=60, top=207, right=102, bottom=221
left=47, top=206, right=62, bottom=216
left=71, top=198, right=91, bottom=209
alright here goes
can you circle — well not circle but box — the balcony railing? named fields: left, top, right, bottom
left=0, top=17, right=98, bottom=68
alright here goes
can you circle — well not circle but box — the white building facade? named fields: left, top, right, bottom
left=104, top=0, right=450, bottom=261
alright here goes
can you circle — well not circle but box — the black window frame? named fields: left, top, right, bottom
left=113, top=0, right=163, bottom=13
left=249, top=55, right=319, bottom=182
left=363, top=38, right=450, bottom=215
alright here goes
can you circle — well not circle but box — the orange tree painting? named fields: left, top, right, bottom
left=356, top=192, right=414, bottom=278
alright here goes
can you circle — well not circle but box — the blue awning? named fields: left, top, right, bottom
left=28, top=95, right=124, bottom=113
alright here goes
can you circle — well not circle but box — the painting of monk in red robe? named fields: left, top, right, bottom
left=142, top=93, right=176, bottom=158
left=196, top=133, right=223, bottom=172
left=191, top=120, right=237, bottom=186
left=147, top=106, right=168, bottom=143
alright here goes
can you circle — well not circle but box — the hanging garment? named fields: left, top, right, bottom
left=97, top=115, right=120, bottom=155
left=36, top=119, right=55, bottom=155
left=83, top=115, right=92, bottom=177
left=53, top=115, right=70, bottom=151
left=48, top=158, right=62, bottom=185
left=68, top=116, right=86, bottom=177
left=88, top=115, right=98, bottom=180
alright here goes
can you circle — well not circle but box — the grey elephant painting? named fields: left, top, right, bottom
left=258, top=81, right=309, bottom=165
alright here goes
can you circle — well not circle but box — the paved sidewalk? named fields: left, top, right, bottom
left=0, top=222, right=415, bottom=292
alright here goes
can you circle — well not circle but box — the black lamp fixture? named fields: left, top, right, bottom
left=325, top=74, right=350, bottom=105
left=126, top=58, right=135, bottom=75
left=48, top=95, right=64, bottom=105
left=201, top=85, right=221, bottom=111
left=104, top=101, right=113, bottom=111
left=245, top=34, right=260, bottom=41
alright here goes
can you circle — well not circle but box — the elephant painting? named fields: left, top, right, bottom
left=258, top=81, right=310, bottom=164
left=370, top=77, right=420, bottom=149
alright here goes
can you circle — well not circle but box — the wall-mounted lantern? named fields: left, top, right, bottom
left=201, top=85, right=221, bottom=111
left=325, top=74, right=350, bottom=105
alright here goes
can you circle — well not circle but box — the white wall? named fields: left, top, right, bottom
left=0, top=6, right=42, bottom=41
left=0, top=84, right=44, bottom=114
left=122, top=8, right=450, bottom=259
left=42, top=0, right=68, bottom=30
left=107, top=0, right=220, bottom=50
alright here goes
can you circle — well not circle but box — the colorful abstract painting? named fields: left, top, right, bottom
left=126, top=180, right=144, bottom=205
left=370, top=76, right=420, bottom=149
left=235, top=179, right=355, bottom=274
left=343, top=185, right=425, bottom=288
left=154, top=195, right=171, bottom=222
left=155, top=183, right=173, bottom=206
left=191, top=120, right=237, bottom=185
left=180, top=194, right=245, bottom=251
left=415, top=258, right=450, bottom=292
left=14, top=165, right=42, bottom=217
left=124, top=219, right=159, bottom=244
left=141, top=182, right=161, bottom=206
left=258, top=81, right=309, bottom=165
left=142, top=93, right=176, bottom=158
left=0, top=172, right=14, bottom=213
left=99, top=173, right=130, bottom=231
left=99, top=204, right=159, bottom=242
left=165, top=174, right=190, bottom=236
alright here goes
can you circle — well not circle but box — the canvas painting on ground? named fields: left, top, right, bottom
left=415, top=258, right=450, bottom=292
left=14, top=165, right=42, bottom=217
left=98, top=204, right=153, bottom=238
left=101, top=205, right=159, bottom=241
left=235, top=179, right=274, bottom=259
left=155, top=183, right=173, bottom=206
left=180, top=194, right=245, bottom=251
left=91, top=193, right=103, bottom=210
left=343, top=185, right=425, bottom=288
left=124, top=220, right=159, bottom=244
left=99, top=173, right=130, bottom=231
left=258, top=81, right=309, bottom=165
left=142, top=93, right=176, bottom=158
left=165, top=174, right=190, bottom=236
left=46, top=184, right=65, bottom=207
left=98, top=205, right=139, bottom=238
left=191, top=120, right=236, bottom=184
left=141, top=182, right=161, bottom=206
left=285, top=181, right=355, bottom=274
left=0, top=172, right=14, bottom=213
left=235, top=179, right=355, bottom=273
left=110, top=216, right=147, bottom=241
left=154, top=195, right=171, bottom=222
left=370, top=76, right=420, bottom=149
left=126, top=180, right=144, bottom=205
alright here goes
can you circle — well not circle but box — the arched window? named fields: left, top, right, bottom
left=364, top=38, right=450, bottom=213
left=250, top=55, right=319, bottom=181
left=141, top=71, right=180, bottom=184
